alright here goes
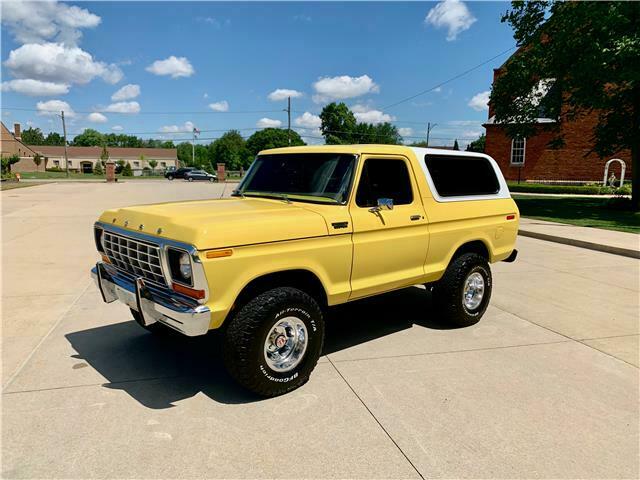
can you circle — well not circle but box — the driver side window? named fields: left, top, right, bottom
left=355, top=158, right=413, bottom=208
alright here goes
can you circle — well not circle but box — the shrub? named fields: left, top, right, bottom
left=93, top=161, right=103, bottom=175
left=121, top=162, right=133, bottom=176
left=46, top=167, right=63, bottom=172
left=508, top=182, right=616, bottom=195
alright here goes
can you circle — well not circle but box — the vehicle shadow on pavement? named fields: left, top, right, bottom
left=65, top=286, right=455, bottom=408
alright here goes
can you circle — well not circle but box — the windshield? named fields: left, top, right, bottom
left=236, top=153, right=356, bottom=204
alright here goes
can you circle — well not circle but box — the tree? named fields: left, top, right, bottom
left=246, top=128, right=304, bottom=156
left=209, top=130, right=250, bottom=170
left=21, top=127, right=44, bottom=145
left=72, top=129, right=104, bottom=146
left=492, top=1, right=640, bottom=209
left=44, top=132, right=64, bottom=146
left=121, top=161, right=133, bottom=176
left=100, top=145, right=110, bottom=164
left=148, top=159, right=158, bottom=174
left=1, top=154, right=20, bottom=174
left=320, top=102, right=357, bottom=144
left=466, top=134, right=486, bottom=153
left=453, top=139, right=460, bottom=151
left=93, top=160, right=103, bottom=175
left=32, top=153, right=43, bottom=171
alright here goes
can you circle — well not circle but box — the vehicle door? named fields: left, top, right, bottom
left=348, top=155, right=429, bottom=299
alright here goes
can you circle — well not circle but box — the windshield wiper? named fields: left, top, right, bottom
left=230, top=189, right=245, bottom=198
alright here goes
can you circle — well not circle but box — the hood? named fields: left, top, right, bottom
left=98, top=197, right=329, bottom=250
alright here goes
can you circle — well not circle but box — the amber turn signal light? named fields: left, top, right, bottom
left=205, top=248, right=233, bottom=259
left=172, top=282, right=206, bottom=299
left=101, top=254, right=111, bottom=264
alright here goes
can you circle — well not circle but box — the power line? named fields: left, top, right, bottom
left=1, top=106, right=283, bottom=115
left=381, top=46, right=516, bottom=110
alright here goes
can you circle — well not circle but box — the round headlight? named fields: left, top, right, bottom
left=178, top=252, right=192, bottom=280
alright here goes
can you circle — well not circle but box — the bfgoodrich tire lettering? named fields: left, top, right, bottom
left=433, top=252, right=492, bottom=327
left=223, top=287, right=324, bottom=397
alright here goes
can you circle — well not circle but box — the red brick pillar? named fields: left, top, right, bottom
left=217, top=163, right=226, bottom=182
left=105, top=160, right=116, bottom=182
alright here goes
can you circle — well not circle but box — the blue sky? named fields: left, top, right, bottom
left=1, top=1, right=516, bottom=147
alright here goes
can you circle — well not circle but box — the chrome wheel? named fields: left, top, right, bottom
left=463, top=272, right=485, bottom=311
left=263, top=316, right=308, bottom=372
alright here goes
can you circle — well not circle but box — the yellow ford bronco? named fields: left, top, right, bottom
left=91, top=145, right=519, bottom=396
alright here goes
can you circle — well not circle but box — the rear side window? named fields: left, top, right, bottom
left=424, top=155, right=500, bottom=197
left=356, top=158, right=413, bottom=207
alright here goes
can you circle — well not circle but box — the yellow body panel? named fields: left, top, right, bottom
left=95, top=144, right=519, bottom=330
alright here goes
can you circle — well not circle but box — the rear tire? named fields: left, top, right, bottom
left=433, top=253, right=492, bottom=327
left=223, top=287, right=324, bottom=397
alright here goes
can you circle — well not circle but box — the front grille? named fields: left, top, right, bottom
left=102, top=231, right=166, bottom=285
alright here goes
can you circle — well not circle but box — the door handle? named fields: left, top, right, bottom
left=410, top=215, right=422, bottom=221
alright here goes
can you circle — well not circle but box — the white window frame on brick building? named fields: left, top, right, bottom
left=510, top=137, right=526, bottom=165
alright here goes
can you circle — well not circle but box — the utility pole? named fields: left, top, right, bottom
left=426, top=122, right=438, bottom=147
left=61, top=110, right=69, bottom=178
left=192, top=130, right=195, bottom=165
left=284, top=96, right=291, bottom=145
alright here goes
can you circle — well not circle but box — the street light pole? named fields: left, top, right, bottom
left=284, top=96, right=291, bottom=145
left=60, top=110, right=69, bottom=178
left=426, top=122, right=438, bottom=147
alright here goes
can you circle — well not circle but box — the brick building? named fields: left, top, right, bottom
left=484, top=69, right=632, bottom=184
left=1, top=122, right=178, bottom=174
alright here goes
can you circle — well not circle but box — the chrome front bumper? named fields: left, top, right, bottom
left=91, top=262, right=211, bottom=336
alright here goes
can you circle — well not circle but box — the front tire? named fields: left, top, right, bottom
left=223, top=287, right=324, bottom=397
left=187, top=177, right=194, bottom=182
left=167, top=175, right=174, bottom=180
left=433, top=253, right=492, bottom=327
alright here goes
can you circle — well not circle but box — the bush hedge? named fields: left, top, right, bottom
left=508, top=182, right=631, bottom=196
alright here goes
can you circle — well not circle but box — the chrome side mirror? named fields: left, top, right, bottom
left=369, top=198, right=394, bottom=213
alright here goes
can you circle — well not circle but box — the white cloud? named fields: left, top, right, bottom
left=208, top=101, right=229, bottom=112
left=159, top=121, right=195, bottom=133
left=203, top=92, right=209, bottom=99
left=146, top=56, right=194, bottom=78
left=425, top=0, right=477, bottom=41
left=112, top=125, right=123, bottom=131
left=4, top=43, right=123, bottom=85
left=294, top=112, right=322, bottom=129
left=1, top=1, right=101, bottom=46
left=111, top=84, right=140, bottom=101
left=351, top=104, right=395, bottom=124
left=257, top=118, right=282, bottom=128
left=268, top=88, right=304, bottom=101
left=1, top=79, right=70, bottom=96
left=87, top=112, right=107, bottom=123
left=312, top=75, right=379, bottom=103
left=36, top=99, right=75, bottom=117
left=398, top=127, right=414, bottom=137
left=468, top=90, right=490, bottom=111
left=104, top=101, right=141, bottom=114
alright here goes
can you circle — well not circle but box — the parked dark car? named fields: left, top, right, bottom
left=185, top=170, right=218, bottom=182
left=165, top=167, right=194, bottom=180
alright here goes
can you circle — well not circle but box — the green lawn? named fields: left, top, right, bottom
left=1, top=181, right=46, bottom=191
left=514, top=195, right=640, bottom=234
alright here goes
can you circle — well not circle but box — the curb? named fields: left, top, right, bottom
left=518, top=229, right=640, bottom=259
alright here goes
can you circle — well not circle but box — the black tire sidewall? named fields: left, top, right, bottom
left=224, top=287, right=324, bottom=396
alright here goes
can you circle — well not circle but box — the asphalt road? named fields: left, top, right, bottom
left=2, top=181, right=638, bottom=479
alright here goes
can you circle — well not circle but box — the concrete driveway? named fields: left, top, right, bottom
left=2, top=181, right=638, bottom=479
